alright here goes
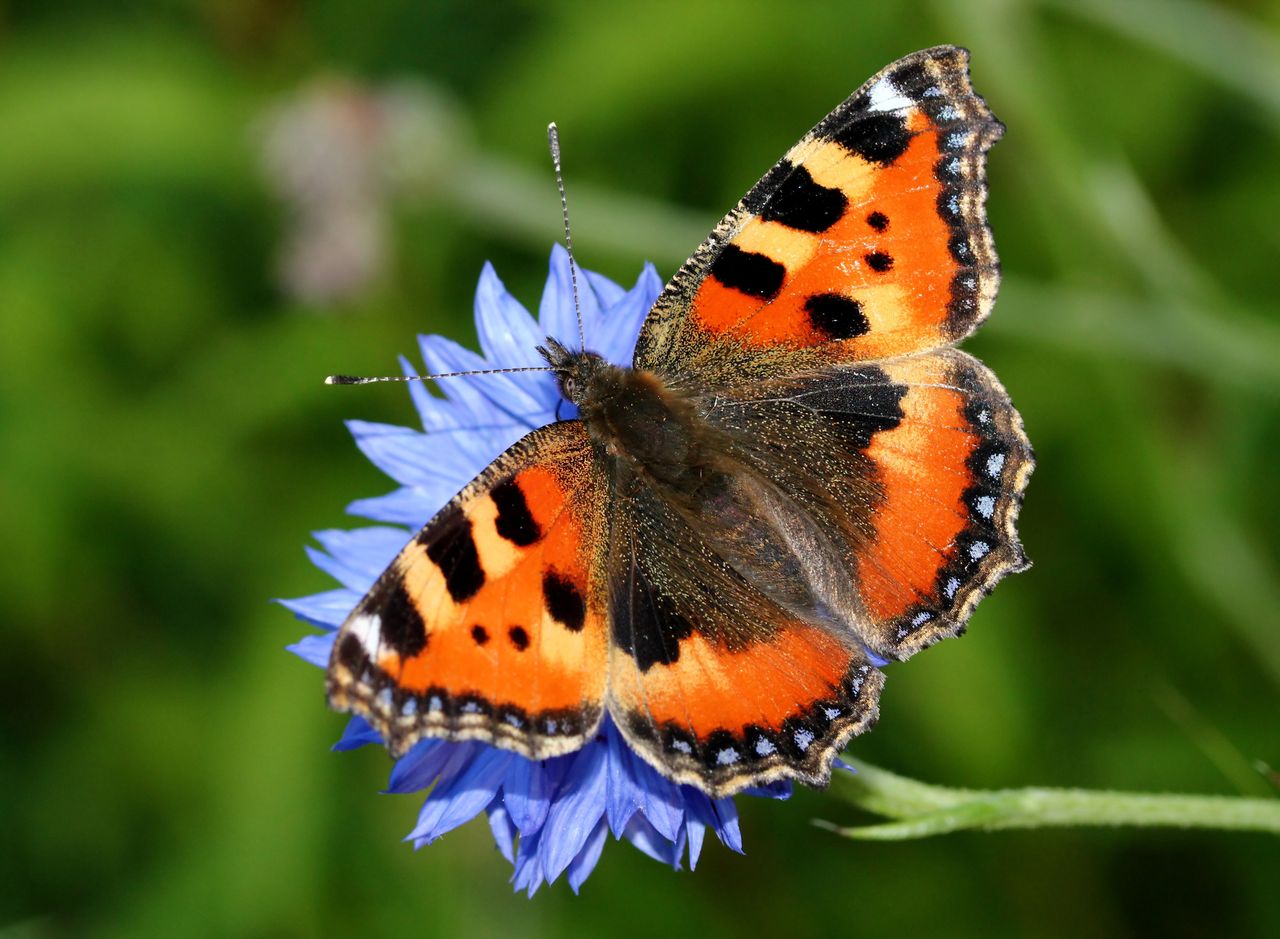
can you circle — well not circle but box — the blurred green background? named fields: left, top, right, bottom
left=3, top=0, right=1278, bottom=935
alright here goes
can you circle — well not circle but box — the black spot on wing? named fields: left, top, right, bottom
left=543, top=570, right=586, bottom=632
left=335, top=632, right=367, bottom=672
left=421, top=509, right=485, bottom=603
left=826, top=112, right=910, bottom=166
left=490, top=477, right=541, bottom=546
left=752, top=162, right=848, bottom=233
left=366, top=576, right=428, bottom=657
left=865, top=251, right=894, bottom=272
left=710, top=244, right=785, bottom=299
left=790, top=366, right=907, bottom=449
left=866, top=211, right=889, bottom=231
left=888, top=60, right=930, bottom=96
left=804, top=293, right=869, bottom=340
left=470, top=624, right=489, bottom=646
left=508, top=625, right=530, bottom=651
left=611, top=563, right=694, bottom=672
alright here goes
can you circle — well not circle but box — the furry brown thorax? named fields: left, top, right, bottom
left=539, top=338, right=705, bottom=489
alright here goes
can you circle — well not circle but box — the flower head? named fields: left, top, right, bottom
left=284, top=246, right=794, bottom=894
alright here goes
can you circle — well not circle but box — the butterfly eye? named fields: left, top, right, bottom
left=563, top=376, right=576, bottom=399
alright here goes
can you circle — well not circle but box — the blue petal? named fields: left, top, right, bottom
left=583, top=268, right=625, bottom=308
left=408, top=747, right=513, bottom=845
left=347, top=420, right=462, bottom=488
left=686, top=789, right=744, bottom=854
left=286, top=632, right=335, bottom=667
left=622, top=813, right=683, bottom=869
left=474, top=262, right=542, bottom=362
left=401, top=354, right=445, bottom=430
left=604, top=721, right=646, bottom=836
left=487, top=798, right=518, bottom=864
left=304, top=545, right=378, bottom=594
left=624, top=742, right=685, bottom=843
left=386, top=738, right=459, bottom=794
left=474, top=263, right=561, bottom=415
left=865, top=648, right=891, bottom=668
left=743, top=780, right=794, bottom=800
left=333, top=716, right=381, bottom=751
left=567, top=818, right=609, bottom=894
left=502, top=754, right=556, bottom=836
left=347, top=483, right=459, bottom=528
left=539, top=245, right=602, bottom=349
left=539, top=741, right=609, bottom=883
left=511, top=826, right=547, bottom=896
left=278, top=588, right=360, bottom=629
left=685, top=816, right=707, bottom=870
left=418, top=336, right=510, bottom=427
left=312, top=527, right=409, bottom=581
left=593, top=262, right=661, bottom=367
left=350, top=413, right=505, bottom=492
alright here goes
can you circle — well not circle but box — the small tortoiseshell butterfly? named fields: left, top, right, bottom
left=327, top=46, right=1033, bottom=796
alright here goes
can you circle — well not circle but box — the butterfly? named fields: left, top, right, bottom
left=326, top=46, right=1033, bottom=797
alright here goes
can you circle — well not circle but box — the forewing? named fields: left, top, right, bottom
left=634, top=46, right=1002, bottom=380
left=327, top=421, right=610, bottom=759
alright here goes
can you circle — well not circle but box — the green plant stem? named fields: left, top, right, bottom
left=819, top=759, right=1280, bottom=841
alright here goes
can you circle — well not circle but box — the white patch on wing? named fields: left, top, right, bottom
left=866, top=77, right=914, bottom=113
left=716, top=747, right=740, bottom=766
left=347, top=613, right=383, bottom=654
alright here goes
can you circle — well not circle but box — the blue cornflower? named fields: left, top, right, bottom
left=284, top=246, right=797, bottom=894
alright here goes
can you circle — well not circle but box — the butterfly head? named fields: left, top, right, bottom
left=537, top=336, right=611, bottom=406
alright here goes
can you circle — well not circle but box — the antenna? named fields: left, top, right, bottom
left=328, top=125, right=586, bottom=390
left=325, top=366, right=554, bottom=386
left=548, top=122, right=586, bottom=352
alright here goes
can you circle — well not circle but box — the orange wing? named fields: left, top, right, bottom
left=634, top=46, right=1001, bottom=376
left=603, top=481, right=884, bottom=797
left=327, top=421, right=610, bottom=759
left=849, top=350, right=1033, bottom=656
left=707, top=348, right=1034, bottom=661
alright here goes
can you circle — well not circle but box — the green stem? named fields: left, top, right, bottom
left=819, top=759, right=1280, bottom=841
